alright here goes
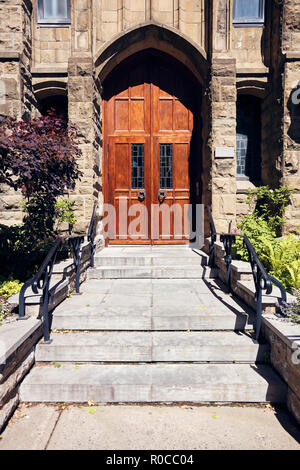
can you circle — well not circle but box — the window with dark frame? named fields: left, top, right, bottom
left=160, top=144, right=173, bottom=190
left=233, top=0, right=265, bottom=26
left=131, top=144, right=145, bottom=190
left=37, top=0, right=71, bottom=25
left=236, top=95, right=262, bottom=183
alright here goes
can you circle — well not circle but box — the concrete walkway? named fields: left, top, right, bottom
left=0, top=403, right=299, bottom=450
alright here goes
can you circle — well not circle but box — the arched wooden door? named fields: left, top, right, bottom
left=103, top=50, right=201, bottom=244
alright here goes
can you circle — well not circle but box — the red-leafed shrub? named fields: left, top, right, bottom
left=0, top=110, right=82, bottom=237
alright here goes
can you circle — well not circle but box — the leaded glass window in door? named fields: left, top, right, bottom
left=160, top=144, right=173, bottom=189
left=131, top=144, right=144, bottom=189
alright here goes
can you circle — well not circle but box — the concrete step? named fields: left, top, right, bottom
left=87, top=266, right=217, bottom=279
left=95, top=256, right=206, bottom=267
left=36, top=331, right=268, bottom=363
left=51, top=305, right=253, bottom=331
left=20, top=363, right=287, bottom=404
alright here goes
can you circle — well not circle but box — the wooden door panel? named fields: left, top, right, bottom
left=151, top=137, right=191, bottom=243
left=104, top=52, right=197, bottom=244
left=108, top=136, right=150, bottom=244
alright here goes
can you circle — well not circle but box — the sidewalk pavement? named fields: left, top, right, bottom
left=0, top=403, right=299, bottom=450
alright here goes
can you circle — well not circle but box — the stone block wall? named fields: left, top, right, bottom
left=281, top=0, right=300, bottom=233
left=0, top=0, right=300, bottom=234
left=0, top=0, right=34, bottom=226
left=68, top=56, right=101, bottom=233
left=210, top=58, right=237, bottom=234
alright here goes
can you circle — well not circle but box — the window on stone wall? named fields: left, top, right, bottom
left=37, top=0, right=71, bottom=25
left=236, top=95, right=261, bottom=183
left=233, top=0, right=265, bottom=25
left=38, top=95, right=68, bottom=126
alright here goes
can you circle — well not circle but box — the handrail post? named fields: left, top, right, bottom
left=88, top=203, right=97, bottom=268
left=42, top=269, right=51, bottom=343
left=220, top=233, right=235, bottom=294
left=68, top=236, right=84, bottom=294
left=205, top=205, right=217, bottom=268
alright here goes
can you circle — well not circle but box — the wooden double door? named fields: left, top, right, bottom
left=103, top=51, right=200, bottom=244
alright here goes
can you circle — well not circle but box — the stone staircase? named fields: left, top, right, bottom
left=88, top=246, right=217, bottom=279
left=20, top=247, right=287, bottom=404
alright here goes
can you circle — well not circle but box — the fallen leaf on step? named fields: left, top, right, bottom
left=86, top=406, right=97, bottom=415
left=212, top=414, right=218, bottom=419
left=88, top=397, right=96, bottom=406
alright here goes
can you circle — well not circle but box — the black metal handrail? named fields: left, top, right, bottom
left=19, top=237, right=63, bottom=343
left=205, top=205, right=217, bottom=268
left=68, top=235, right=85, bottom=294
left=18, top=204, right=99, bottom=342
left=87, top=202, right=98, bottom=268
left=220, top=232, right=287, bottom=340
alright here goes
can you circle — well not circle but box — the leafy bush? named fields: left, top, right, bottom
left=0, top=278, right=23, bottom=299
left=232, top=213, right=276, bottom=261
left=259, top=235, right=300, bottom=290
left=0, top=223, right=66, bottom=281
left=0, top=278, right=23, bottom=326
left=54, top=199, right=77, bottom=232
left=0, top=111, right=82, bottom=237
left=246, top=185, right=296, bottom=236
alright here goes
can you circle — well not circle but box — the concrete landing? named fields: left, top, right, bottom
left=51, top=279, right=255, bottom=331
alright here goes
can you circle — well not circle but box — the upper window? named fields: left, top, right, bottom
left=37, top=0, right=71, bottom=25
left=233, top=0, right=265, bottom=26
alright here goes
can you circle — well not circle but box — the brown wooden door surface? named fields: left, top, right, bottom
left=103, top=52, right=197, bottom=244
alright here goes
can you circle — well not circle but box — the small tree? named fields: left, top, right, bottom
left=0, top=110, right=82, bottom=239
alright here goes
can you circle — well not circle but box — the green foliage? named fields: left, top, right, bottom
left=233, top=213, right=276, bottom=261
left=54, top=200, right=77, bottom=232
left=0, top=223, right=55, bottom=281
left=246, top=185, right=296, bottom=236
left=0, top=278, right=23, bottom=326
left=259, top=235, right=300, bottom=291
left=0, top=278, right=23, bottom=299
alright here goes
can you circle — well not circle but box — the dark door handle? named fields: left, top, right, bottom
left=158, top=190, right=166, bottom=203
left=138, top=190, right=146, bottom=202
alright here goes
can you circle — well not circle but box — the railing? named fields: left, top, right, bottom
left=18, top=203, right=98, bottom=342
left=18, top=237, right=63, bottom=343
left=87, top=202, right=97, bottom=268
left=205, top=205, right=217, bottom=268
left=206, top=206, right=287, bottom=340
left=220, top=232, right=287, bottom=340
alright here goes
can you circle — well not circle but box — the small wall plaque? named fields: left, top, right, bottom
left=215, top=147, right=235, bottom=159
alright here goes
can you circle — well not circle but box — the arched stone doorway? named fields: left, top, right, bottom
left=102, top=49, right=203, bottom=245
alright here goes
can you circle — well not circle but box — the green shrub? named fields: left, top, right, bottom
left=54, top=199, right=77, bottom=232
left=0, top=278, right=23, bottom=299
left=246, top=185, right=296, bottom=236
left=233, top=213, right=276, bottom=261
left=259, top=235, right=300, bottom=289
